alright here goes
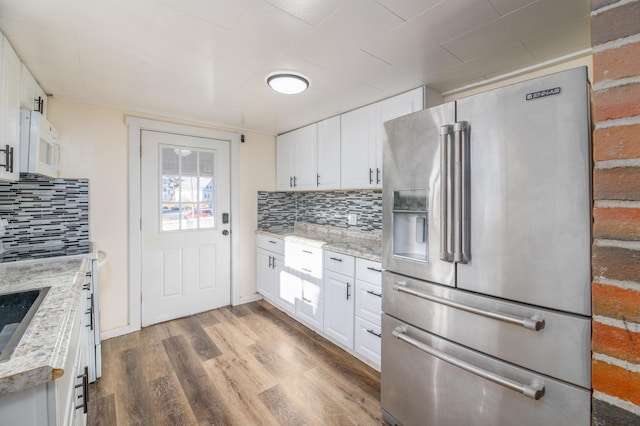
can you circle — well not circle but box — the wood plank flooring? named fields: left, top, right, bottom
left=88, top=300, right=382, bottom=425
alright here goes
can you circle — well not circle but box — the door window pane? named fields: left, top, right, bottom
left=160, top=146, right=216, bottom=231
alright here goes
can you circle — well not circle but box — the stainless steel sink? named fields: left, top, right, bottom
left=0, top=287, right=50, bottom=362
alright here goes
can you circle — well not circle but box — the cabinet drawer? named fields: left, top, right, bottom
left=286, top=242, right=323, bottom=276
left=355, top=280, right=382, bottom=326
left=323, top=250, right=355, bottom=276
left=355, top=258, right=382, bottom=286
left=354, top=316, right=381, bottom=367
left=257, top=234, right=284, bottom=255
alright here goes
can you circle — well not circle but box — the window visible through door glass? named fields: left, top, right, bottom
left=161, top=146, right=215, bottom=231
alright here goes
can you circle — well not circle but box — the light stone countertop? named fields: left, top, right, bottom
left=256, top=223, right=382, bottom=262
left=0, top=257, right=88, bottom=395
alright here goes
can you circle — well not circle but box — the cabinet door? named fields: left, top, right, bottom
left=323, top=270, right=355, bottom=348
left=296, top=277, right=323, bottom=331
left=256, top=248, right=274, bottom=300
left=275, top=255, right=298, bottom=314
left=276, top=131, right=294, bottom=190
left=354, top=316, right=381, bottom=367
left=293, top=123, right=318, bottom=190
left=340, top=103, right=376, bottom=189
left=0, top=37, right=21, bottom=181
left=316, top=116, right=341, bottom=190
left=375, top=88, right=424, bottom=188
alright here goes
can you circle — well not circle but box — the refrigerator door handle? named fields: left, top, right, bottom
left=392, top=326, right=546, bottom=400
left=439, top=125, right=454, bottom=262
left=392, top=281, right=545, bottom=331
left=453, top=121, right=469, bottom=263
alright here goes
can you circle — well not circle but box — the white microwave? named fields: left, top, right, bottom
left=20, top=110, right=61, bottom=177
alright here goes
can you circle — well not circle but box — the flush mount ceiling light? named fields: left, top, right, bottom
left=267, top=72, right=309, bottom=94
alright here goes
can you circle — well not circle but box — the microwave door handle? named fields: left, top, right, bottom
left=439, top=125, right=453, bottom=262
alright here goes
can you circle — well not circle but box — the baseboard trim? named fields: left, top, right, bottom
left=234, top=293, right=263, bottom=306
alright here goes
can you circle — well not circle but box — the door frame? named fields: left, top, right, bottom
left=125, top=116, right=241, bottom=335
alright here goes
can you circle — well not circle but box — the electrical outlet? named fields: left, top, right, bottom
left=347, top=213, right=358, bottom=226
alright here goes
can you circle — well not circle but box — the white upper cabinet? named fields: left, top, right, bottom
left=276, top=123, right=318, bottom=191
left=276, top=130, right=295, bottom=190
left=340, top=103, right=377, bottom=189
left=341, top=87, right=425, bottom=190
left=20, top=64, right=47, bottom=115
left=276, top=86, right=437, bottom=191
left=316, top=115, right=341, bottom=190
left=0, top=35, right=22, bottom=181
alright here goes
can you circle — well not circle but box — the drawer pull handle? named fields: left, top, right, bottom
left=366, top=290, right=382, bottom=298
left=393, top=282, right=545, bottom=331
left=329, top=257, right=343, bottom=262
left=302, top=268, right=312, bottom=273
left=302, top=296, right=312, bottom=303
left=302, top=250, right=313, bottom=254
left=268, top=240, right=277, bottom=244
left=366, top=329, right=381, bottom=338
left=367, top=266, right=382, bottom=273
left=393, top=326, right=545, bottom=400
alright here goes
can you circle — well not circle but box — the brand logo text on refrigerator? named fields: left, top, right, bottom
left=525, top=87, right=562, bottom=101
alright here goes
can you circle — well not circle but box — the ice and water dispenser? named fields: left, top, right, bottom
left=392, top=189, right=428, bottom=262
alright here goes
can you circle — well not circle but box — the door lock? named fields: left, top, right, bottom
left=222, top=230, right=230, bottom=236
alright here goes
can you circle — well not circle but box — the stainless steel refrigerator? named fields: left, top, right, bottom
left=381, top=67, right=592, bottom=425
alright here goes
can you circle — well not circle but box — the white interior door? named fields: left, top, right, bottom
left=141, top=130, right=231, bottom=326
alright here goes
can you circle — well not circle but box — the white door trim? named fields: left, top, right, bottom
left=124, top=116, right=240, bottom=336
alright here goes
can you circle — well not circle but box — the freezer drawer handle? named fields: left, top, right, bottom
left=393, top=282, right=545, bottom=331
left=392, top=326, right=545, bottom=400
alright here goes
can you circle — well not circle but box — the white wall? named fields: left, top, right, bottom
left=47, top=98, right=276, bottom=334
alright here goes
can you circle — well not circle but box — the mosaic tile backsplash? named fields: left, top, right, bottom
left=258, top=190, right=382, bottom=233
left=0, top=174, right=90, bottom=260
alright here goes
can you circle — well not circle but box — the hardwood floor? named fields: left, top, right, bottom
left=88, top=300, right=382, bottom=425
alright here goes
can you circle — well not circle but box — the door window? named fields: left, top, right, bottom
left=160, top=146, right=215, bottom=231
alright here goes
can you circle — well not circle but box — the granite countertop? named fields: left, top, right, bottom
left=0, top=257, right=88, bottom=395
left=256, top=223, right=382, bottom=262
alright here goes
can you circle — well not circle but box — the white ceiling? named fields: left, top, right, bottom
left=0, top=0, right=591, bottom=135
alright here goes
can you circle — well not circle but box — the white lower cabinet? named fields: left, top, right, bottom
left=0, top=288, right=90, bottom=426
left=354, top=316, right=381, bottom=366
left=323, top=250, right=356, bottom=349
left=256, top=235, right=285, bottom=302
left=255, top=236, right=381, bottom=370
left=296, top=278, right=323, bottom=331
left=353, top=258, right=382, bottom=368
left=323, top=269, right=355, bottom=348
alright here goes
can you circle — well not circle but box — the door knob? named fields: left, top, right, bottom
left=222, top=230, right=229, bottom=236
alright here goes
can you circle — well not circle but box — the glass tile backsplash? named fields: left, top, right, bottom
left=0, top=173, right=90, bottom=258
left=258, top=190, right=382, bottom=233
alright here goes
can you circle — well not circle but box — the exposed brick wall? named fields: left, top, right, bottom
left=591, top=0, right=640, bottom=424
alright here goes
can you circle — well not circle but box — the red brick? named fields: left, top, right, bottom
left=594, top=41, right=640, bottom=82
left=593, top=245, right=640, bottom=282
left=593, top=83, right=640, bottom=122
left=592, top=0, right=640, bottom=46
left=593, top=124, right=640, bottom=161
left=593, top=283, right=640, bottom=323
left=593, top=359, right=640, bottom=405
left=593, top=321, right=640, bottom=364
left=594, top=207, right=640, bottom=240
left=594, top=167, right=640, bottom=200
